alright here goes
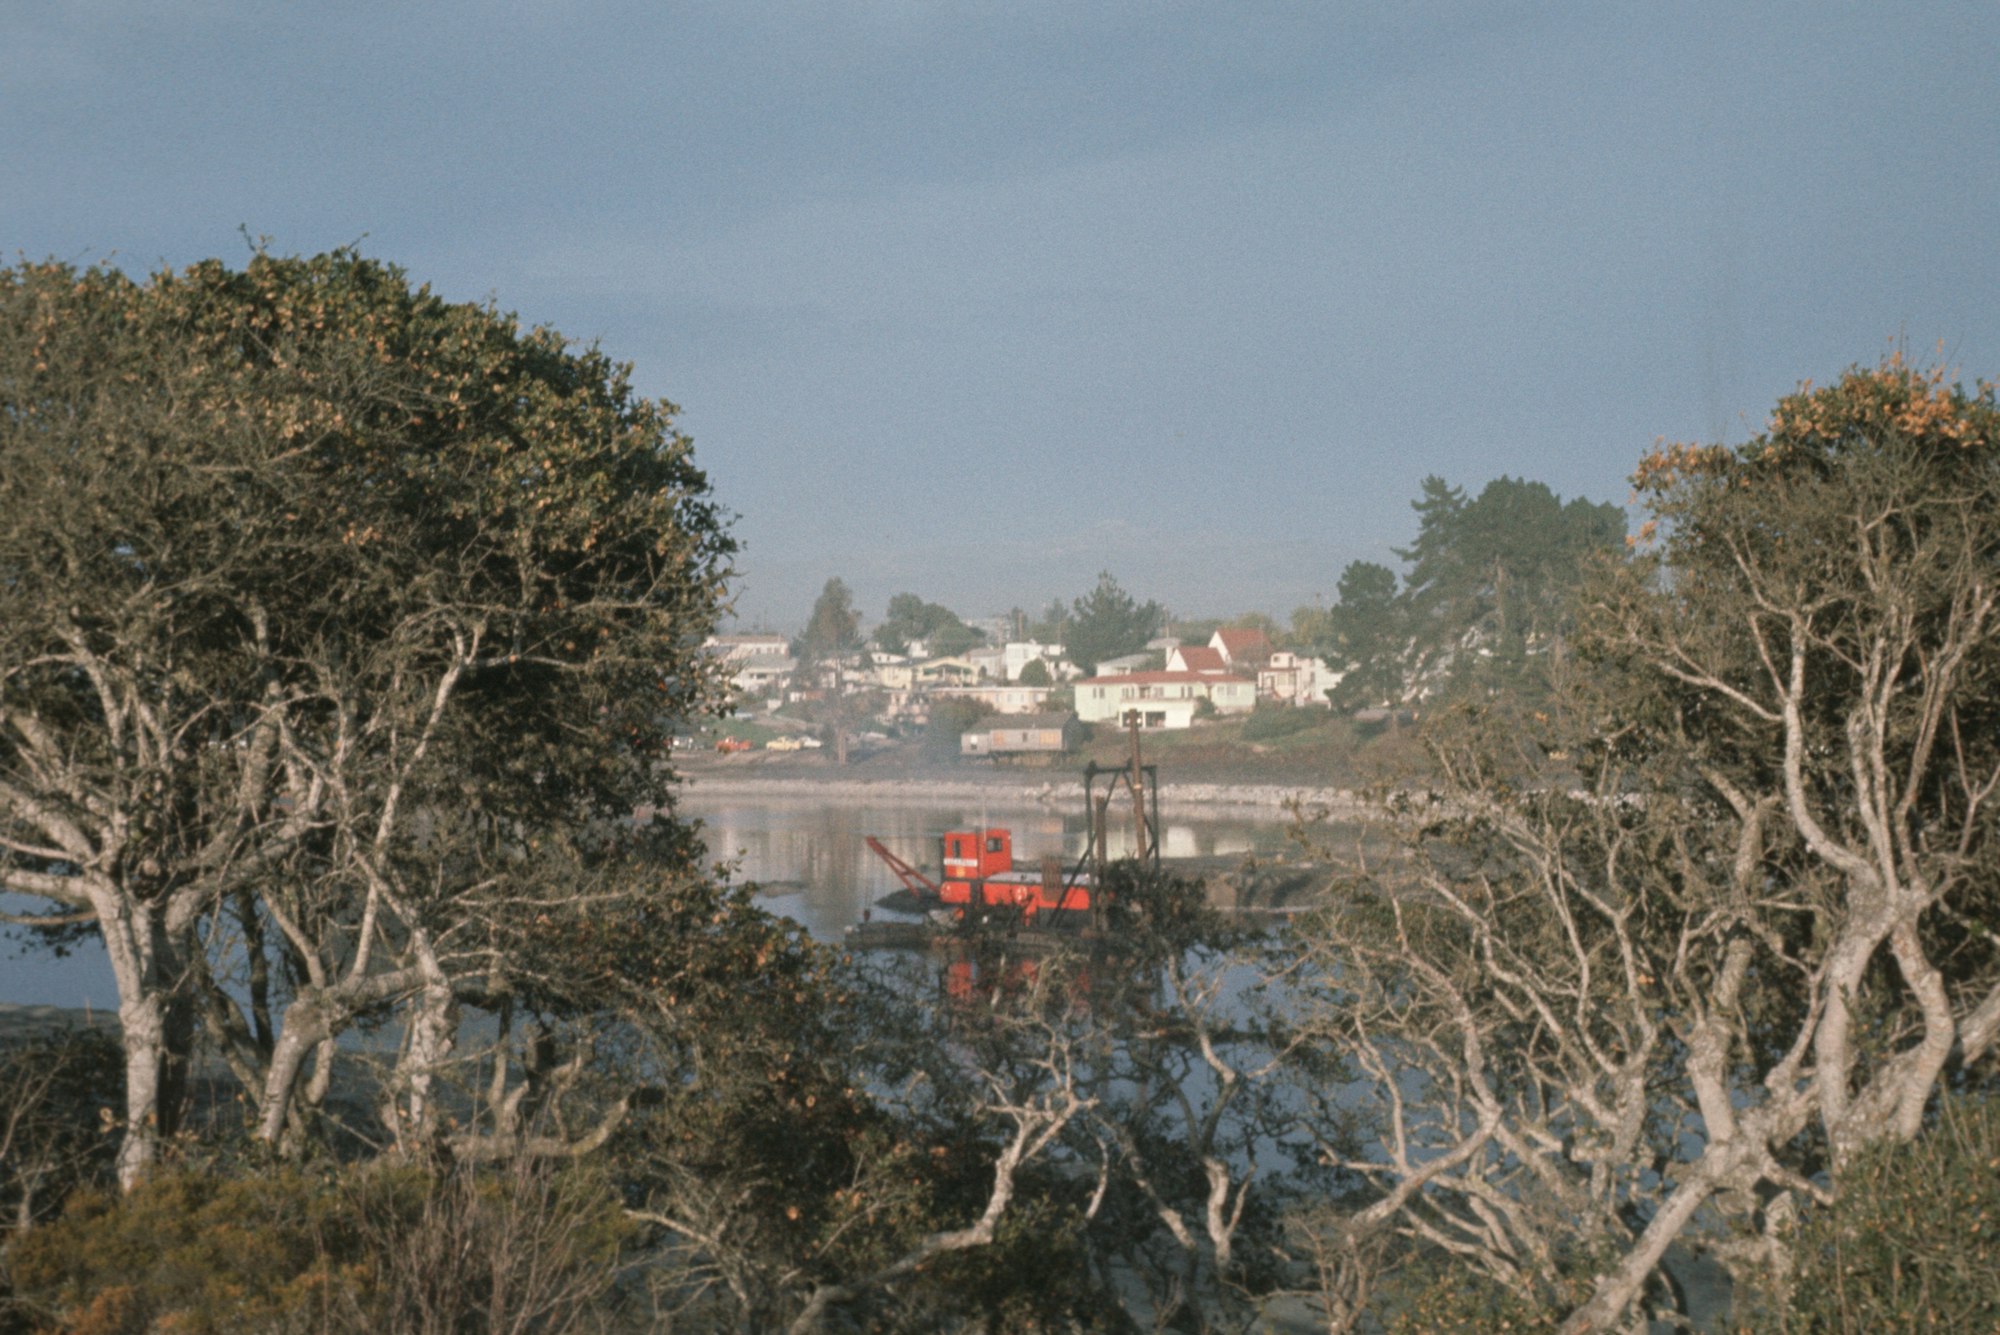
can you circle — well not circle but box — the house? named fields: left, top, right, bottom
left=1074, top=671, right=1255, bottom=729
left=1164, top=644, right=1228, bottom=674
left=960, top=711, right=1085, bottom=758
left=912, top=656, right=981, bottom=688
left=1211, top=628, right=1273, bottom=672
left=931, top=682, right=1056, bottom=716
left=1258, top=650, right=1340, bottom=706
left=705, top=633, right=790, bottom=662
left=966, top=645, right=1006, bottom=680
left=729, top=653, right=795, bottom=697
left=999, top=640, right=1066, bottom=680
left=1090, top=651, right=1154, bottom=677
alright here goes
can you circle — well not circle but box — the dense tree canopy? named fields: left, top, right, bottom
left=872, top=591, right=983, bottom=658
left=0, top=249, right=736, bottom=1183
left=1312, top=476, right=1624, bottom=708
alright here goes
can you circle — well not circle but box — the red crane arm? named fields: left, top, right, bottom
left=864, top=836, right=941, bottom=898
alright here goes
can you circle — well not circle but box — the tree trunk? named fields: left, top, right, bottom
left=100, top=897, right=196, bottom=1190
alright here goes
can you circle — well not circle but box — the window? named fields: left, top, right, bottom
left=986, top=836, right=1004, bottom=854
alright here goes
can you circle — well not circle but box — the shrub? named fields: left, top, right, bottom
left=1744, top=1092, right=2000, bottom=1333
left=1239, top=703, right=1322, bottom=742
left=5, top=1157, right=628, bottom=1334
left=0, top=1026, right=121, bottom=1236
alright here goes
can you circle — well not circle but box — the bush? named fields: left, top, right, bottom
left=0, top=1026, right=121, bottom=1236
left=5, top=1158, right=628, bottom=1334
left=1744, top=1092, right=2000, bottom=1333
left=1239, top=703, right=1322, bottom=742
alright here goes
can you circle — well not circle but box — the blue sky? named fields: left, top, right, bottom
left=4, top=1, right=1995, bottom=634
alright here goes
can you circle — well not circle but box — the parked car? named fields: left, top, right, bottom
left=765, top=736, right=807, bottom=752
left=715, top=737, right=753, bottom=753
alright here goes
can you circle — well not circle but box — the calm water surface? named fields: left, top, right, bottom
left=679, top=794, right=1297, bottom=941
left=0, top=796, right=1297, bottom=1006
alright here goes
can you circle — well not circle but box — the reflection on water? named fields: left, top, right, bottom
left=679, top=794, right=1295, bottom=941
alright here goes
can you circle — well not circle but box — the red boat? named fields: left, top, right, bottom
left=865, top=827, right=1095, bottom=922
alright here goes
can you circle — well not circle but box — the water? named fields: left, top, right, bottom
left=680, top=793, right=1299, bottom=941
left=1, top=796, right=1300, bottom=1006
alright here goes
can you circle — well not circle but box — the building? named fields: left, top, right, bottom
left=1074, top=671, right=1255, bottom=729
left=705, top=633, right=790, bottom=661
left=966, top=645, right=1006, bottom=680
left=931, top=682, right=1057, bottom=715
left=1211, top=627, right=1273, bottom=672
left=1000, top=640, right=1066, bottom=680
left=912, top=657, right=980, bottom=688
left=1090, top=651, right=1154, bottom=677
left=729, top=653, right=796, bottom=697
left=960, top=711, right=1085, bottom=758
left=1164, top=644, right=1228, bottom=674
left=1258, top=650, right=1340, bottom=706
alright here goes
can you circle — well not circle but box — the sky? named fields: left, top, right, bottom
left=4, top=0, right=1996, bottom=639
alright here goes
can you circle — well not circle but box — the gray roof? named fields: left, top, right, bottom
left=970, top=711, right=1077, bottom=733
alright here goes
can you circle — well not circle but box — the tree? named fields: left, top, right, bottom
left=797, top=579, right=867, bottom=763
left=1016, top=658, right=1052, bottom=687
left=874, top=592, right=982, bottom=658
left=1292, top=356, right=2000, bottom=1330
left=1317, top=477, right=1624, bottom=710
left=799, top=578, right=863, bottom=668
left=1320, top=561, right=1405, bottom=710
left=1394, top=475, right=1624, bottom=693
left=0, top=250, right=735, bottom=1184
left=1065, top=572, right=1163, bottom=677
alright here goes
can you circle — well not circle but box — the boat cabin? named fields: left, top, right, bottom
left=936, top=827, right=1092, bottom=916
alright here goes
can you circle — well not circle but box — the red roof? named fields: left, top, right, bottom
left=1079, top=670, right=1253, bottom=686
left=1171, top=645, right=1228, bottom=672
left=1213, top=628, right=1272, bottom=661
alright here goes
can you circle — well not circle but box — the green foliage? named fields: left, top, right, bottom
left=1744, top=1093, right=2000, bottom=1332
left=799, top=576, right=863, bottom=663
left=923, top=698, right=988, bottom=760
left=1317, top=476, right=1624, bottom=709
left=875, top=591, right=986, bottom=658
left=1320, top=560, right=1405, bottom=710
left=1238, top=701, right=1319, bottom=741
left=1065, top=571, right=1164, bottom=676
left=5, top=1160, right=627, bottom=1334
left=0, top=246, right=735, bottom=1174
left=1016, top=656, right=1052, bottom=686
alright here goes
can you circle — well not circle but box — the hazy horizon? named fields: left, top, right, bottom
left=5, top=3, right=1994, bottom=626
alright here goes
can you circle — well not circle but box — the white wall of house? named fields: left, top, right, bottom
left=1074, top=672, right=1255, bottom=726
left=1258, top=651, right=1341, bottom=706
left=1000, top=640, right=1064, bottom=680
left=932, top=683, right=1055, bottom=715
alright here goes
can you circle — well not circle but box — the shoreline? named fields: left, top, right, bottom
left=671, top=770, right=1373, bottom=820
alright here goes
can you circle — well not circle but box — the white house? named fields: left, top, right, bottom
left=1258, top=650, right=1340, bottom=707
left=705, top=633, right=790, bottom=662
left=931, top=682, right=1056, bottom=716
left=1074, top=671, right=1255, bottom=729
left=729, top=653, right=795, bottom=696
left=1210, top=627, right=1273, bottom=671
left=999, top=640, right=1066, bottom=680
left=1164, top=644, right=1229, bottom=674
